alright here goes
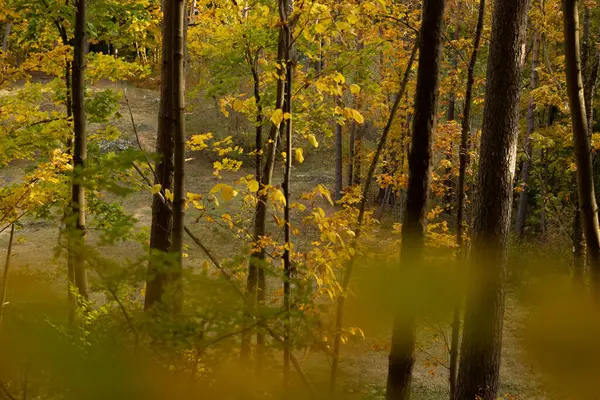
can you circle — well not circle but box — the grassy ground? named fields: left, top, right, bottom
left=0, top=81, right=548, bottom=399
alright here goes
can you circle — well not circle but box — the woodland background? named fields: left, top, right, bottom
left=0, top=0, right=599, bottom=399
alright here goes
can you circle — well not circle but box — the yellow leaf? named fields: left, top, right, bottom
left=248, top=179, right=260, bottom=192
left=233, top=99, right=244, bottom=112
left=308, top=134, right=319, bottom=148
left=350, top=84, right=361, bottom=94
left=284, top=112, right=292, bottom=120
left=317, top=184, right=334, bottom=205
left=271, top=108, right=284, bottom=126
left=165, top=189, right=174, bottom=202
left=272, top=188, right=286, bottom=205
left=347, top=13, right=359, bottom=25
left=295, top=148, right=305, bottom=163
left=315, top=21, right=327, bottom=33
left=351, top=109, right=364, bottom=124
left=336, top=21, right=351, bottom=31
left=151, top=184, right=162, bottom=194
left=222, top=185, right=237, bottom=201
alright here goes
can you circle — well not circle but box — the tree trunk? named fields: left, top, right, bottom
left=335, top=110, right=343, bottom=201
left=353, top=123, right=362, bottom=187
left=443, top=13, right=461, bottom=215
left=251, top=59, right=263, bottom=183
left=386, top=0, right=446, bottom=397
left=2, top=22, right=11, bottom=53
left=572, top=182, right=585, bottom=287
left=329, top=40, right=418, bottom=395
left=0, top=224, right=15, bottom=330
left=144, top=0, right=175, bottom=311
left=449, top=0, right=486, bottom=395
left=348, top=123, right=355, bottom=187
left=69, top=0, right=90, bottom=306
left=169, top=0, right=187, bottom=315
left=515, top=31, right=540, bottom=239
left=280, top=0, right=295, bottom=384
left=241, top=7, right=289, bottom=363
left=456, top=0, right=529, bottom=397
left=189, top=0, right=197, bottom=24
left=564, top=0, right=600, bottom=297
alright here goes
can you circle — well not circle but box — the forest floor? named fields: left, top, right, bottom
left=0, top=81, right=549, bottom=399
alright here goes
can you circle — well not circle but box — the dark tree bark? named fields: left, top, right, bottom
left=335, top=112, right=343, bottom=201
left=581, top=7, right=599, bottom=132
left=348, top=122, right=355, bottom=187
left=564, top=0, right=600, bottom=296
left=572, top=186, right=585, bottom=287
left=169, top=0, right=187, bottom=314
left=449, top=0, right=486, bottom=395
left=241, top=0, right=291, bottom=363
left=443, top=11, right=461, bottom=215
left=515, top=31, right=540, bottom=239
left=0, top=224, right=15, bottom=330
left=386, top=0, right=446, bottom=397
left=353, top=123, right=362, bottom=187
left=144, top=0, right=175, bottom=311
left=329, top=40, right=418, bottom=395
left=456, top=0, right=529, bottom=397
left=68, top=0, right=90, bottom=305
left=2, top=22, right=11, bottom=53
left=280, top=0, right=295, bottom=384
left=250, top=58, right=263, bottom=183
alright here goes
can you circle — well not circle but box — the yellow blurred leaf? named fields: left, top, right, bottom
left=165, top=189, right=174, bottom=202
left=351, top=109, right=364, bottom=124
left=271, top=108, right=284, bottom=126
left=295, top=148, right=305, bottom=163
left=248, top=179, right=259, bottom=192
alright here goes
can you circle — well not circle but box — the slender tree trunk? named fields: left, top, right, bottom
left=580, top=6, right=600, bottom=127
left=241, top=9, right=289, bottom=363
left=0, top=224, right=15, bottom=330
left=348, top=124, right=355, bottom=187
left=571, top=6, right=599, bottom=288
left=449, top=0, right=485, bottom=395
left=353, top=123, right=362, bottom=187
left=189, top=0, right=197, bottom=24
left=69, top=0, right=90, bottom=305
left=573, top=185, right=585, bottom=287
left=515, top=31, right=540, bottom=239
left=330, top=40, right=418, bottom=396
left=251, top=60, right=263, bottom=183
left=386, top=0, right=445, bottom=397
left=335, top=107, right=343, bottom=201
left=2, top=22, right=11, bottom=53
left=564, top=0, right=600, bottom=297
left=169, top=0, right=187, bottom=315
left=281, top=0, right=294, bottom=382
left=456, top=0, right=529, bottom=397
left=444, top=12, right=461, bottom=214
left=145, top=0, right=175, bottom=311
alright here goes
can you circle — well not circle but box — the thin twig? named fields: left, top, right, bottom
left=0, top=384, right=16, bottom=400
left=129, top=162, right=318, bottom=398
left=123, top=91, right=160, bottom=184
left=0, top=179, right=39, bottom=226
